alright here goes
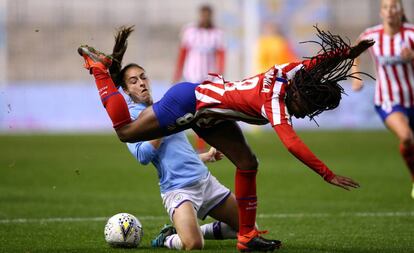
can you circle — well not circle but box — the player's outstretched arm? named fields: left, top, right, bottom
left=273, top=123, right=360, bottom=190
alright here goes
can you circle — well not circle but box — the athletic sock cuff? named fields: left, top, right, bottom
left=236, top=168, right=258, bottom=175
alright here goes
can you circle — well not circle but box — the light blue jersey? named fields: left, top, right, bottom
left=126, top=102, right=208, bottom=194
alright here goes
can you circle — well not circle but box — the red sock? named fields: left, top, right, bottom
left=92, top=68, right=131, bottom=129
left=399, top=144, right=414, bottom=181
left=235, top=168, right=257, bottom=236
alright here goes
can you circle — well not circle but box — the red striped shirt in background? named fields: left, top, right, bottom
left=359, top=23, right=414, bottom=109
left=174, top=23, right=225, bottom=84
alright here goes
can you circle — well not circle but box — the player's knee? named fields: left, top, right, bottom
left=399, top=131, right=414, bottom=147
left=182, top=237, right=204, bottom=250
left=238, top=154, right=258, bottom=170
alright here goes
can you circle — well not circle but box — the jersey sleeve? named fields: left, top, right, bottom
left=280, top=62, right=305, bottom=80
left=273, top=123, right=335, bottom=181
left=262, top=81, right=291, bottom=126
left=126, top=141, right=157, bottom=165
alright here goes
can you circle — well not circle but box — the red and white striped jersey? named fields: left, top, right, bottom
left=194, top=62, right=305, bottom=127
left=180, top=24, right=225, bottom=83
left=359, top=23, right=414, bottom=108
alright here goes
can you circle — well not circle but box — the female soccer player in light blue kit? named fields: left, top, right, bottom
left=111, top=27, right=243, bottom=251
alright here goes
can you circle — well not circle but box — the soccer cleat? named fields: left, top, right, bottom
left=237, top=229, right=281, bottom=252
left=77, top=45, right=113, bottom=71
left=151, top=224, right=177, bottom=248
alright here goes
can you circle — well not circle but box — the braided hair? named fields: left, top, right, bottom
left=288, top=26, right=373, bottom=121
left=109, top=25, right=144, bottom=88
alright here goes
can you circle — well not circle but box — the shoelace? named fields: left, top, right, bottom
left=239, top=229, right=269, bottom=240
left=256, top=230, right=268, bottom=236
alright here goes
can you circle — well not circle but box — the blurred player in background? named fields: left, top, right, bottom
left=79, top=27, right=373, bottom=252
left=173, top=4, right=226, bottom=152
left=256, top=22, right=298, bottom=73
left=110, top=27, right=239, bottom=250
left=352, top=0, right=414, bottom=198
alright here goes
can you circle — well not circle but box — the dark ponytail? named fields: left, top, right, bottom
left=109, top=26, right=144, bottom=88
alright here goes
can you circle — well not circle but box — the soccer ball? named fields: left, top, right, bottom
left=104, top=213, right=143, bottom=248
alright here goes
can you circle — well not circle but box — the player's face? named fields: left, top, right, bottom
left=123, top=66, right=153, bottom=105
left=380, top=0, right=403, bottom=26
left=199, top=9, right=213, bottom=27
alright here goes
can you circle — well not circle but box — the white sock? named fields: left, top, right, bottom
left=164, top=234, right=183, bottom=250
left=200, top=221, right=237, bottom=240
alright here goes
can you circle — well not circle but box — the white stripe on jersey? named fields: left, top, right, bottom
left=382, top=34, right=399, bottom=104
left=271, top=81, right=284, bottom=125
left=284, top=64, right=304, bottom=79
left=198, top=84, right=225, bottom=96
left=195, top=90, right=221, bottom=104
left=393, top=36, right=410, bottom=107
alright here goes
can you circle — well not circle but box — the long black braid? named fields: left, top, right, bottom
left=109, top=25, right=144, bottom=88
left=289, top=26, right=374, bottom=120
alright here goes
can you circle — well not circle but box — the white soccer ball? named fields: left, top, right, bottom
left=104, top=213, right=143, bottom=248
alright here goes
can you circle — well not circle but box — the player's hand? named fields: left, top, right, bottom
left=327, top=175, right=360, bottom=191
left=352, top=79, right=364, bottom=91
left=349, top=39, right=375, bottom=59
left=401, top=47, right=414, bottom=62
left=200, top=147, right=224, bottom=163
left=208, top=147, right=224, bottom=162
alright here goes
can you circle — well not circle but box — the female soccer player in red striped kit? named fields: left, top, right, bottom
left=79, top=26, right=373, bottom=252
left=352, top=0, right=414, bottom=199
left=173, top=5, right=226, bottom=152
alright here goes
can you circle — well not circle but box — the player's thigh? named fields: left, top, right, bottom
left=172, top=201, right=203, bottom=248
left=193, top=121, right=258, bottom=169
left=208, top=193, right=239, bottom=232
left=385, top=111, right=414, bottom=145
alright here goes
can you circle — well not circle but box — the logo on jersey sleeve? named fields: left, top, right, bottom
left=262, top=68, right=275, bottom=93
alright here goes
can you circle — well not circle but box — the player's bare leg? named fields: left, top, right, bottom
left=151, top=202, right=203, bottom=250
left=385, top=111, right=414, bottom=199
left=172, top=202, right=204, bottom=250
left=207, top=193, right=239, bottom=233
left=193, top=121, right=281, bottom=252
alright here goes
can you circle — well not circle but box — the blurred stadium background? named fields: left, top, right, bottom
left=1, top=0, right=413, bottom=132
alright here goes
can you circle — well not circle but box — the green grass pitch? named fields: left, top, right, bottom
left=1, top=131, right=413, bottom=253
